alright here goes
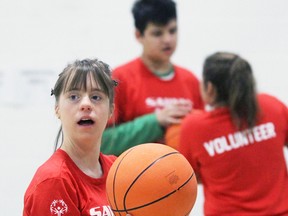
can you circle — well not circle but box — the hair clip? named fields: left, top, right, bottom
left=113, top=80, right=118, bottom=87
left=50, top=88, right=54, bottom=96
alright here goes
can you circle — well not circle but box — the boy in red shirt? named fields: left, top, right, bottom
left=101, top=0, right=203, bottom=156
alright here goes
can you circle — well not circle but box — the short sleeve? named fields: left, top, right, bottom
left=24, top=178, right=80, bottom=216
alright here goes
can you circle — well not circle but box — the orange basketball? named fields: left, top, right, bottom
left=165, top=124, right=181, bottom=150
left=106, top=143, right=197, bottom=216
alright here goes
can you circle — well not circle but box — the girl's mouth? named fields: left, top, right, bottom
left=77, top=119, right=95, bottom=126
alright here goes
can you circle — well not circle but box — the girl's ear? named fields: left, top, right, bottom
left=201, top=81, right=217, bottom=106
left=206, top=81, right=217, bottom=105
left=55, top=105, right=60, bottom=119
left=109, top=104, right=115, bottom=119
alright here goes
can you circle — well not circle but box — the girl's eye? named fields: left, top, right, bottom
left=91, top=95, right=101, bottom=101
left=69, top=94, right=80, bottom=101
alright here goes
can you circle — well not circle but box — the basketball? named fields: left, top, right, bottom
left=106, top=143, right=197, bottom=216
left=165, top=124, right=181, bottom=150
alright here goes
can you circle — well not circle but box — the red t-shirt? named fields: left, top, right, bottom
left=179, top=94, right=288, bottom=215
left=23, top=149, right=116, bottom=216
left=112, top=58, right=203, bottom=124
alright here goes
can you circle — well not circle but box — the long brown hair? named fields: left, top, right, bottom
left=203, top=52, right=259, bottom=129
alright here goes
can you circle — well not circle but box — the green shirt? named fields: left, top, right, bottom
left=101, top=113, right=164, bottom=156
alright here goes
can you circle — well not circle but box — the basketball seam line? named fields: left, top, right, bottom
left=123, top=152, right=179, bottom=212
left=111, top=151, right=194, bottom=213
left=112, top=147, right=135, bottom=213
left=112, top=172, right=195, bottom=212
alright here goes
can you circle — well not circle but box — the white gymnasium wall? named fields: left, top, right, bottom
left=0, top=0, right=287, bottom=215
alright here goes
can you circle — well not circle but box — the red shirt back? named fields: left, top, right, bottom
left=179, top=94, right=288, bottom=215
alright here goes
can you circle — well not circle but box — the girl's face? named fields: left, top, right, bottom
left=55, top=73, right=112, bottom=148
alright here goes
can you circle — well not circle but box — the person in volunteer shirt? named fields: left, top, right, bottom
left=101, top=0, right=203, bottom=156
left=24, top=59, right=118, bottom=216
left=179, top=52, right=288, bottom=215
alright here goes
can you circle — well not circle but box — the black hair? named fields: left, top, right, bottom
left=51, top=58, right=117, bottom=151
left=203, top=52, right=259, bottom=129
left=132, top=0, right=177, bottom=34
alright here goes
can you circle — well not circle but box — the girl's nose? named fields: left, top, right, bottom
left=80, top=95, right=92, bottom=111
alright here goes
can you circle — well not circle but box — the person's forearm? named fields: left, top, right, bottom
left=101, top=113, right=164, bottom=156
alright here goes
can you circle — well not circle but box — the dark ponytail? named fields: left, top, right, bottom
left=203, top=52, right=259, bottom=129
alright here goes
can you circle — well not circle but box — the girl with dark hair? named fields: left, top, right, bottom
left=179, top=52, right=288, bottom=215
left=24, top=59, right=118, bottom=216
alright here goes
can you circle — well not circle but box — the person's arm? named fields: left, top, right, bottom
left=101, top=113, right=164, bottom=156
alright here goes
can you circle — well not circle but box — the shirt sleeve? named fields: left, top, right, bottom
left=101, top=113, right=164, bottom=156
left=284, top=104, right=288, bottom=146
left=23, top=178, right=80, bottom=216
